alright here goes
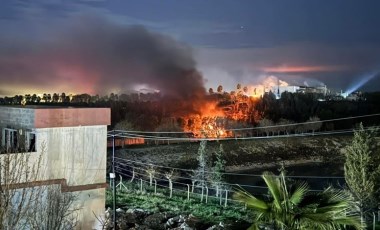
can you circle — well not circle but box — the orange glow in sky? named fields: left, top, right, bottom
left=262, top=65, right=346, bottom=73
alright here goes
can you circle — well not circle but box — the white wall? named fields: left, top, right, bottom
left=35, top=125, right=107, bottom=229
left=36, top=125, right=107, bottom=185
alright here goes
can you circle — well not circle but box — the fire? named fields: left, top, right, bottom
left=181, top=90, right=260, bottom=138
left=171, top=76, right=287, bottom=138
left=181, top=102, right=230, bottom=138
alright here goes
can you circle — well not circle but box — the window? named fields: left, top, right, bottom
left=25, top=131, right=36, bottom=152
left=2, top=128, right=17, bottom=151
left=1, top=128, right=36, bottom=152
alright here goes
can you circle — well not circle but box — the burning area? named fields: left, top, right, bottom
left=147, top=84, right=265, bottom=138
left=0, top=16, right=283, bottom=137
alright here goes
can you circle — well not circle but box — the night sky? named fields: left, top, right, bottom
left=1, top=0, right=380, bottom=96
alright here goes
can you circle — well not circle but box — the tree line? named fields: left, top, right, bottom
left=1, top=91, right=380, bottom=133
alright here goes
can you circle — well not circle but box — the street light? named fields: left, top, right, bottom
left=109, top=172, right=116, bottom=229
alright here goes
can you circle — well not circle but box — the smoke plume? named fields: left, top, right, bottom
left=0, top=16, right=206, bottom=100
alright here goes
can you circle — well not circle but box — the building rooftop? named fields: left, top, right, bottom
left=0, top=105, right=94, bottom=109
left=0, top=106, right=111, bottom=128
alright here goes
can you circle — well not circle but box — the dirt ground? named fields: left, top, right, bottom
left=114, top=135, right=352, bottom=171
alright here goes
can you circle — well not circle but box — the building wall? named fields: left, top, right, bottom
left=0, top=107, right=35, bottom=129
left=270, top=85, right=300, bottom=95
left=73, top=188, right=106, bottom=229
left=1, top=107, right=110, bottom=229
left=36, top=125, right=107, bottom=185
left=36, top=125, right=107, bottom=229
left=34, top=108, right=110, bottom=128
left=0, top=182, right=106, bottom=229
left=0, top=152, right=42, bottom=184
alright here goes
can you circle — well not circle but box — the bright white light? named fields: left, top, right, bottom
left=345, top=72, right=379, bottom=95
left=132, top=84, right=158, bottom=93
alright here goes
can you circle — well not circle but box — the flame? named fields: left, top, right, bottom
left=182, top=116, right=230, bottom=138
left=176, top=76, right=289, bottom=138
left=181, top=91, right=260, bottom=138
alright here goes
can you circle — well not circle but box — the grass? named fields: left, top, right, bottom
left=106, top=181, right=252, bottom=225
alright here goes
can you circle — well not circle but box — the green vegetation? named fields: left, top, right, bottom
left=209, top=144, right=226, bottom=197
left=344, top=123, right=380, bottom=225
left=110, top=129, right=380, bottom=229
left=5, top=90, right=379, bottom=131
left=194, top=140, right=208, bottom=188
left=106, top=182, right=252, bottom=225
left=107, top=140, right=251, bottom=225
left=234, top=169, right=363, bottom=230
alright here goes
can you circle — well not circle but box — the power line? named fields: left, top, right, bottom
left=111, top=128, right=332, bottom=141
left=223, top=113, right=380, bottom=131
left=108, top=125, right=380, bottom=141
left=108, top=113, right=380, bottom=135
left=113, top=129, right=192, bottom=134
left=114, top=157, right=345, bottom=180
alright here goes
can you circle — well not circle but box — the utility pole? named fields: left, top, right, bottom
left=111, top=131, right=116, bottom=229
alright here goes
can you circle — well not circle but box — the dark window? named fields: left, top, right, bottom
left=28, top=133, right=36, bottom=152
left=2, top=128, right=17, bottom=151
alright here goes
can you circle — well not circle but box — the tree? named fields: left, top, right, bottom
left=344, top=123, right=379, bottom=224
left=1, top=144, right=77, bottom=229
left=306, top=116, right=322, bottom=135
left=60, top=93, right=66, bottom=103
left=24, top=94, right=31, bottom=103
left=1, top=147, right=44, bottom=229
left=114, top=120, right=135, bottom=131
left=256, top=92, right=278, bottom=120
left=258, top=118, right=274, bottom=136
left=237, top=83, right=241, bottom=90
left=234, top=170, right=363, bottom=230
left=13, top=95, right=23, bottom=105
left=42, top=93, right=48, bottom=103
left=52, top=93, right=59, bottom=103
left=26, top=185, right=78, bottom=230
left=217, top=85, right=223, bottom=93
left=47, top=94, right=52, bottom=103
left=243, top=86, right=248, bottom=94
left=209, top=144, right=226, bottom=197
left=295, top=124, right=306, bottom=134
left=276, top=119, right=292, bottom=135
left=188, top=170, right=198, bottom=193
left=194, top=140, right=209, bottom=189
left=155, top=120, right=183, bottom=137
left=145, top=164, right=158, bottom=187
left=164, top=170, right=179, bottom=198
left=31, top=94, right=37, bottom=103
left=114, top=120, right=136, bottom=147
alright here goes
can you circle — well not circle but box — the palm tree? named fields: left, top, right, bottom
left=217, top=85, right=223, bottom=93
left=234, top=170, right=363, bottom=230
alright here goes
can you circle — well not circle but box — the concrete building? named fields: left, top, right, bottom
left=270, top=85, right=300, bottom=99
left=0, top=106, right=110, bottom=229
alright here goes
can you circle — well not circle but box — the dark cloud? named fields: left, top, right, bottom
left=1, top=0, right=380, bottom=95
left=0, top=16, right=206, bottom=98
